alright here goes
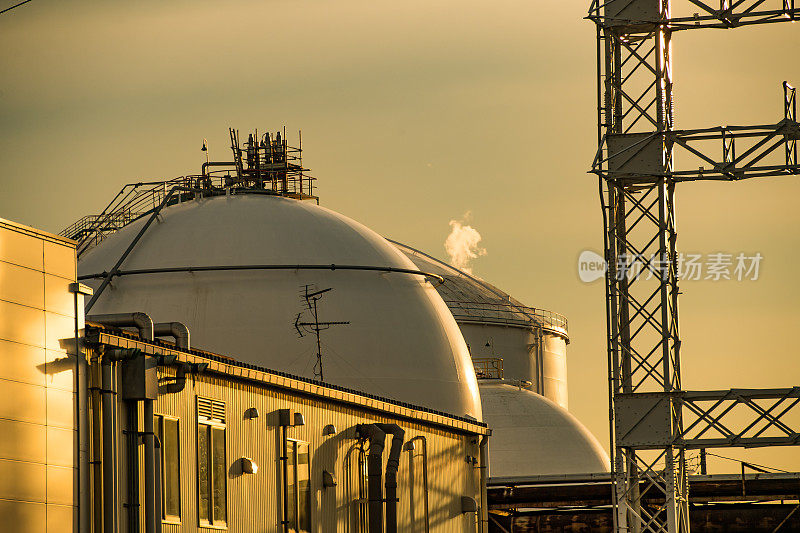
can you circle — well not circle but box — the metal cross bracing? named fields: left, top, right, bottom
left=587, top=1, right=800, bottom=532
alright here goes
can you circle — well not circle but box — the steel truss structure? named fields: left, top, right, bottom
left=587, top=1, right=800, bottom=532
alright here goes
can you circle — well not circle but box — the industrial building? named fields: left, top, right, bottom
left=0, top=215, right=489, bottom=532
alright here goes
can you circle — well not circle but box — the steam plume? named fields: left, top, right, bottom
left=444, top=213, right=487, bottom=274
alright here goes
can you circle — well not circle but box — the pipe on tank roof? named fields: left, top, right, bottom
left=201, top=161, right=235, bottom=178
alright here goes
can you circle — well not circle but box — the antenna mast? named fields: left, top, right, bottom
left=294, top=285, right=350, bottom=382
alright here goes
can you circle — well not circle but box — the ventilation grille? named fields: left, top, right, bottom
left=197, top=397, right=226, bottom=424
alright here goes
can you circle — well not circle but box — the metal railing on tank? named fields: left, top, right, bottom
left=60, top=177, right=195, bottom=256
left=473, top=358, right=504, bottom=380
left=59, top=175, right=318, bottom=257
left=58, top=128, right=317, bottom=257
left=445, top=300, right=568, bottom=334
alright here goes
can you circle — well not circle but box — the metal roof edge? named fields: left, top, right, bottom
left=86, top=327, right=489, bottom=436
left=1, top=217, right=77, bottom=248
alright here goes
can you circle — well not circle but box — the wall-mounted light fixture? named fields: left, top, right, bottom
left=241, top=457, right=258, bottom=474
left=322, top=470, right=337, bottom=488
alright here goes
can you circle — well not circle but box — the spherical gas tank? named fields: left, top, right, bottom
left=479, top=380, right=609, bottom=478
left=79, top=194, right=482, bottom=420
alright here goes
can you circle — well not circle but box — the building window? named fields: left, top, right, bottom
left=285, top=439, right=311, bottom=533
left=155, top=415, right=181, bottom=522
left=197, top=397, right=227, bottom=527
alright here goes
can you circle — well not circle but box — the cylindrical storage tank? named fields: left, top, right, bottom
left=479, top=380, right=609, bottom=478
left=78, top=194, right=482, bottom=420
left=392, top=241, right=570, bottom=409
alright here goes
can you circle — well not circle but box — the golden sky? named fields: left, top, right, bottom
left=2, top=0, right=799, bottom=471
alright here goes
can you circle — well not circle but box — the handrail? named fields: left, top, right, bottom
left=59, top=174, right=318, bottom=256
left=444, top=300, right=568, bottom=333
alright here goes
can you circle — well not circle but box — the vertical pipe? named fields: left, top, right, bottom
left=376, top=424, right=404, bottom=533
left=144, top=400, right=156, bottom=533
left=154, top=434, right=163, bottom=533
left=74, top=290, right=89, bottom=532
left=357, top=424, right=387, bottom=533
left=127, top=404, right=140, bottom=533
left=102, top=359, right=116, bottom=533
left=91, top=357, right=103, bottom=533
left=478, top=436, right=489, bottom=533
left=417, top=436, right=430, bottom=533
left=112, top=364, right=120, bottom=532
left=281, top=425, right=289, bottom=533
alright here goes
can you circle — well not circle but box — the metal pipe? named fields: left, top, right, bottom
left=202, top=161, right=235, bottom=177
left=162, top=362, right=189, bottom=395
left=88, top=312, right=154, bottom=342
left=406, top=436, right=430, bottom=532
left=73, top=288, right=88, bottom=532
left=376, top=424, right=405, bottom=533
left=153, top=322, right=190, bottom=349
left=357, top=424, right=387, bottom=533
left=479, top=435, right=489, bottom=533
left=127, top=403, right=140, bottom=533
left=154, top=434, right=163, bottom=533
left=101, top=356, right=116, bottom=533
left=144, top=400, right=156, bottom=533
left=112, top=363, right=120, bottom=532
left=91, top=356, right=102, bottom=533
left=280, top=424, right=289, bottom=533
left=79, top=263, right=446, bottom=285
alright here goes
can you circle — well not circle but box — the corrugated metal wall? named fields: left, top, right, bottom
left=148, top=367, right=482, bottom=533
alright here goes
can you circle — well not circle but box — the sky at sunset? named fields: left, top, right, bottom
left=2, top=0, right=799, bottom=471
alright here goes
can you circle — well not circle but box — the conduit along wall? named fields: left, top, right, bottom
left=87, top=315, right=194, bottom=533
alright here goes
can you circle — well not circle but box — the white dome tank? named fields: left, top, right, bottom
left=78, top=194, right=482, bottom=420
left=479, top=381, right=609, bottom=477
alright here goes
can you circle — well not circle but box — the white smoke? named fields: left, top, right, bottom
left=444, top=213, right=487, bottom=274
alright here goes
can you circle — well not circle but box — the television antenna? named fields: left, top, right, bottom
left=294, top=285, right=350, bottom=382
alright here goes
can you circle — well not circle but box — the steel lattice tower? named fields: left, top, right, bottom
left=588, top=1, right=800, bottom=532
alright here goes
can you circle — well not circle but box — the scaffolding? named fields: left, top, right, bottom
left=587, top=1, right=800, bottom=532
